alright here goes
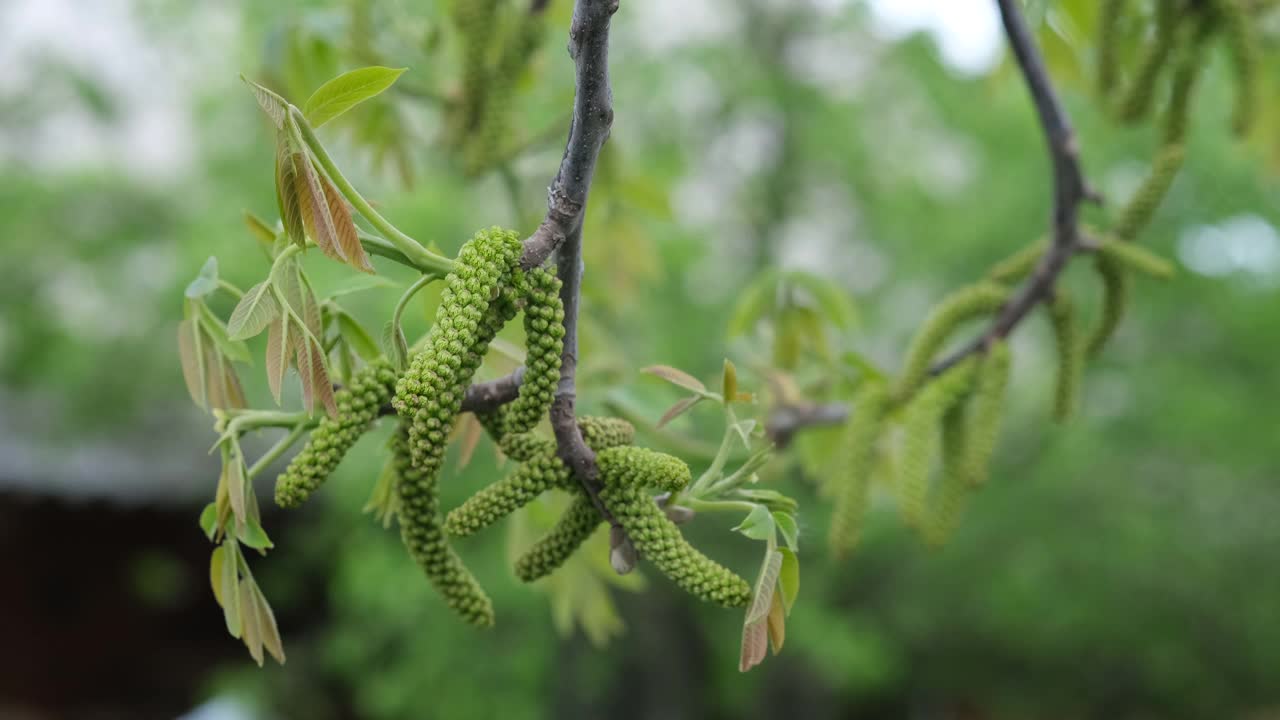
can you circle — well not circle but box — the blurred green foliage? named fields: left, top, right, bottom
left=6, top=0, right=1280, bottom=717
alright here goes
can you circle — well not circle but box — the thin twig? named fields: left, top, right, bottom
left=767, top=0, right=1098, bottom=441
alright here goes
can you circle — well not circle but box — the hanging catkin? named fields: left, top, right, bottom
left=827, top=380, right=889, bottom=558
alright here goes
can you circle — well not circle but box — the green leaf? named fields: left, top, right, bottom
left=641, top=365, right=707, bottom=394
left=241, top=75, right=289, bottom=129
left=337, top=312, right=380, bottom=361
left=733, top=504, right=776, bottom=542
left=253, top=583, right=286, bottom=664
left=728, top=269, right=780, bottom=336
left=656, top=395, right=702, bottom=428
left=265, top=316, right=293, bottom=405
left=325, top=274, right=400, bottom=299
left=195, top=303, right=252, bottom=364
left=225, top=453, right=247, bottom=529
left=767, top=586, right=786, bottom=654
left=772, top=512, right=799, bottom=551
left=787, top=270, right=858, bottom=330
left=185, top=257, right=220, bottom=299
left=177, top=318, right=207, bottom=409
left=227, top=281, right=281, bottom=340
left=209, top=545, right=227, bottom=607
left=237, top=517, right=274, bottom=552
left=722, top=358, right=739, bottom=406
left=303, top=66, right=407, bottom=128
left=745, top=548, right=783, bottom=625
left=841, top=351, right=887, bottom=384
left=239, top=580, right=265, bottom=666
left=219, top=541, right=243, bottom=638
left=733, top=489, right=799, bottom=513
left=243, top=211, right=277, bottom=245
left=199, top=503, right=219, bottom=541
left=381, top=319, right=409, bottom=371
left=778, top=547, right=799, bottom=614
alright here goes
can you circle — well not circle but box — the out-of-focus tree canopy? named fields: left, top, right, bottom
left=3, top=0, right=1280, bottom=718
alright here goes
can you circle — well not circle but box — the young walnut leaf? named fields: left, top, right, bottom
left=766, top=587, right=786, bottom=654
left=320, top=173, right=373, bottom=272
left=740, top=617, right=768, bottom=672
left=241, top=75, right=289, bottom=129
left=275, top=138, right=306, bottom=247
left=178, top=318, right=207, bottom=408
left=642, top=365, right=707, bottom=394
left=185, top=257, right=220, bottom=299
left=296, top=333, right=338, bottom=417
left=239, top=581, right=265, bottom=666
left=228, top=282, right=281, bottom=341
left=656, top=395, right=701, bottom=428
left=778, top=547, right=799, bottom=614
left=303, top=66, right=407, bottom=129
left=291, top=151, right=343, bottom=263
left=265, top=315, right=293, bottom=405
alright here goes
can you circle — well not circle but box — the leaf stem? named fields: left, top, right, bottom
left=246, top=424, right=310, bottom=480
left=290, top=107, right=453, bottom=276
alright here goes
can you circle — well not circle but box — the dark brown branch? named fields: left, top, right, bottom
left=460, top=367, right=525, bottom=413
left=510, top=0, right=631, bottom=570
left=765, top=402, right=850, bottom=449
left=931, top=0, right=1098, bottom=375
left=767, top=0, right=1098, bottom=441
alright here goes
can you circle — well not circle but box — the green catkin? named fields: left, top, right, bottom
left=1048, top=293, right=1082, bottom=422
left=1089, top=144, right=1184, bottom=356
left=391, top=425, right=495, bottom=627
left=578, top=416, right=636, bottom=451
left=1214, top=0, right=1258, bottom=136
left=1116, top=0, right=1181, bottom=123
left=1097, top=0, right=1126, bottom=101
left=393, top=228, right=522, bottom=469
left=987, top=239, right=1047, bottom=285
left=474, top=405, right=510, bottom=443
left=1114, top=144, right=1186, bottom=243
left=1097, top=240, right=1176, bottom=278
left=897, top=360, right=977, bottom=529
left=451, top=416, right=638, bottom=537
left=503, top=268, right=565, bottom=435
left=464, top=14, right=546, bottom=174
left=1088, top=254, right=1130, bottom=359
left=595, top=446, right=692, bottom=493
left=449, top=0, right=499, bottom=138
left=597, top=448, right=750, bottom=607
left=927, top=398, right=973, bottom=547
left=827, top=381, right=890, bottom=558
left=1163, top=13, right=1212, bottom=146
left=275, top=359, right=398, bottom=509
left=513, top=494, right=601, bottom=582
left=499, top=416, right=635, bottom=461
left=445, top=454, right=571, bottom=537
left=499, top=432, right=556, bottom=462
left=959, top=342, right=1011, bottom=488
left=896, top=283, right=1009, bottom=402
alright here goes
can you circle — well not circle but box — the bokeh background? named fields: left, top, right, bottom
left=3, top=0, right=1280, bottom=718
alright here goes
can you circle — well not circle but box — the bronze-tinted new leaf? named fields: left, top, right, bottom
left=642, top=365, right=707, bottom=394
left=291, top=151, right=343, bottom=263
left=178, top=318, right=206, bottom=408
left=656, top=395, right=701, bottom=428
left=265, top=315, right=293, bottom=405
left=276, top=139, right=305, bottom=247
left=746, top=549, right=783, bottom=625
left=238, top=581, right=265, bottom=666
left=242, top=76, right=288, bottom=129
left=766, top=587, right=786, bottom=655
left=253, top=584, right=286, bottom=664
left=739, top=618, right=768, bottom=672
left=227, top=282, right=281, bottom=341
left=321, top=173, right=374, bottom=273
left=295, top=334, right=338, bottom=418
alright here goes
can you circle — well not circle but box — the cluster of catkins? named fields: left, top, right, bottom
left=826, top=0, right=1249, bottom=556
left=447, top=0, right=547, bottom=175
left=275, top=227, right=749, bottom=627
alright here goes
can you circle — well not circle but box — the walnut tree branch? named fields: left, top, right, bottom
left=767, top=0, right=1098, bottom=442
